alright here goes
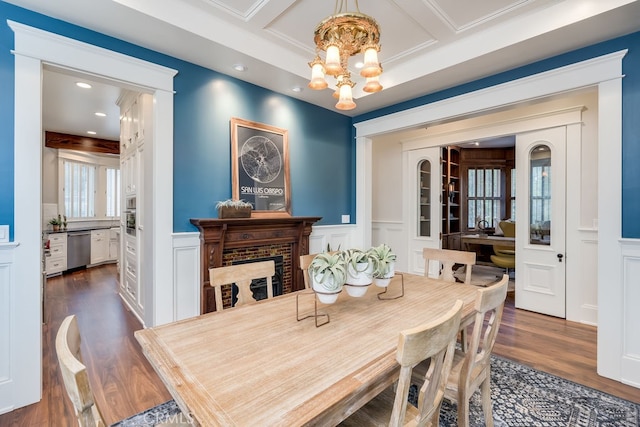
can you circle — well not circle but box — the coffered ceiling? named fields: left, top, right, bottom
left=6, top=0, right=640, bottom=140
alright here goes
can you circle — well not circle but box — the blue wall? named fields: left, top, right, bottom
left=0, top=2, right=354, bottom=240
left=355, top=31, right=640, bottom=239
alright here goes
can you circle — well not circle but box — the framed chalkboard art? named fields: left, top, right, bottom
left=230, top=117, right=291, bottom=216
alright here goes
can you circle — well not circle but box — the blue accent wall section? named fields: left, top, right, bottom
left=0, top=2, right=354, bottom=240
left=172, top=64, right=353, bottom=230
left=0, top=3, right=19, bottom=240
left=355, top=31, right=640, bottom=238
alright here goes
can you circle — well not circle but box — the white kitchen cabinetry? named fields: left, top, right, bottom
left=109, top=228, right=120, bottom=261
left=117, top=91, right=151, bottom=323
left=122, top=233, right=142, bottom=313
left=122, top=150, right=137, bottom=196
left=45, top=232, right=67, bottom=275
left=90, top=229, right=109, bottom=265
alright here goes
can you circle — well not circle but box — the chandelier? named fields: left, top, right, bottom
left=308, top=0, right=382, bottom=111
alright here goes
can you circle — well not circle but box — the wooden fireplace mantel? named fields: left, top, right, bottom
left=190, top=216, right=321, bottom=313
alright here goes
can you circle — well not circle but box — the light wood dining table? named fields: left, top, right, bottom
left=135, top=273, right=479, bottom=426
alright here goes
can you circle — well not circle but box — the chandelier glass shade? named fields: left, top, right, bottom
left=308, top=1, right=382, bottom=110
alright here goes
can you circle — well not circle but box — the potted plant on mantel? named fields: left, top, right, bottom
left=216, top=199, right=253, bottom=219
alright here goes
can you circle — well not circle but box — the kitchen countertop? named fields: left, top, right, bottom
left=45, top=225, right=120, bottom=234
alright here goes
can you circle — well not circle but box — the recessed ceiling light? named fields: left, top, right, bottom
left=354, top=61, right=364, bottom=69
left=233, top=64, right=247, bottom=72
left=292, top=86, right=303, bottom=93
left=76, top=82, right=92, bottom=89
left=87, top=131, right=97, bottom=135
left=94, top=112, right=107, bottom=117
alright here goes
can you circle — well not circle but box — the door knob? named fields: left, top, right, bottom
left=557, top=253, right=564, bottom=262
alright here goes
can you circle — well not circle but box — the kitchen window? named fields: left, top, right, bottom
left=106, top=167, right=120, bottom=217
left=63, top=160, right=96, bottom=219
left=58, top=151, right=120, bottom=221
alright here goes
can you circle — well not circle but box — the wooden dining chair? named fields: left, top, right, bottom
left=299, top=251, right=339, bottom=289
left=56, top=315, right=189, bottom=427
left=443, top=275, right=509, bottom=427
left=56, top=315, right=106, bottom=427
left=209, top=260, right=275, bottom=311
left=423, top=248, right=476, bottom=285
left=340, top=300, right=464, bottom=427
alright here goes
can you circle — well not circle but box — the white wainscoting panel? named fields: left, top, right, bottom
left=0, top=243, right=17, bottom=414
left=372, top=221, right=407, bottom=273
left=568, top=229, right=598, bottom=325
left=309, top=224, right=357, bottom=254
left=621, top=239, right=640, bottom=388
left=172, top=233, right=200, bottom=321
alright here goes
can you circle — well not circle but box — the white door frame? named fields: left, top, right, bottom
left=7, top=21, right=176, bottom=411
left=354, top=50, right=626, bottom=383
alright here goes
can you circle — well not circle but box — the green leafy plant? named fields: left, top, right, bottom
left=48, top=216, right=62, bottom=226
left=343, top=248, right=373, bottom=273
left=368, top=243, right=397, bottom=278
left=308, top=252, right=347, bottom=292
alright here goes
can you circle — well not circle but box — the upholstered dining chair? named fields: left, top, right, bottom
left=340, top=300, right=463, bottom=427
left=56, top=315, right=188, bottom=427
left=208, top=260, right=275, bottom=311
left=491, top=221, right=516, bottom=276
left=423, top=248, right=476, bottom=285
left=299, top=251, right=339, bottom=289
left=443, top=275, right=509, bottom=427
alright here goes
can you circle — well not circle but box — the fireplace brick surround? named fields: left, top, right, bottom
left=190, top=217, right=321, bottom=313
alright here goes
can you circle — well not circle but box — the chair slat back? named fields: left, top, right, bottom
left=209, top=260, right=275, bottom=310
left=461, top=275, right=509, bottom=384
left=423, top=248, right=476, bottom=284
left=55, top=315, right=105, bottom=427
left=390, top=300, right=463, bottom=427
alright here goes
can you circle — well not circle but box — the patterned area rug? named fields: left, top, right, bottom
left=111, top=355, right=639, bottom=426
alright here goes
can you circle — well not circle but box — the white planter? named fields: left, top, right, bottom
left=346, top=262, right=373, bottom=286
left=311, top=273, right=343, bottom=304
left=344, top=283, right=370, bottom=297
left=373, top=262, right=395, bottom=288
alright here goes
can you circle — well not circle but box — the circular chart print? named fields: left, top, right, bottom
left=240, top=135, right=282, bottom=183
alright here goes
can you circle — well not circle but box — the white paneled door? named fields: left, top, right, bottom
left=515, top=127, right=567, bottom=317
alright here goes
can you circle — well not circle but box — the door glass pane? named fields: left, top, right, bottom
left=418, top=160, right=431, bottom=237
left=529, top=145, right=551, bottom=245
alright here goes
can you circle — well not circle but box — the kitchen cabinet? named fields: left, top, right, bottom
left=45, top=232, right=67, bottom=275
left=122, top=233, right=143, bottom=314
left=90, top=229, right=109, bottom=265
left=117, top=91, right=151, bottom=322
left=108, top=227, right=120, bottom=261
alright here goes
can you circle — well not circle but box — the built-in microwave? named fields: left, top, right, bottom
left=125, top=197, right=136, bottom=236
left=125, top=209, right=136, bottom=236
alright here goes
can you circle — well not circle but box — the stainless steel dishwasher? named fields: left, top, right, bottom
left=67, top=230, right=91, bottom=270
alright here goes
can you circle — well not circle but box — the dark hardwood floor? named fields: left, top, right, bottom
left=0, top=264, right=638, bottom=426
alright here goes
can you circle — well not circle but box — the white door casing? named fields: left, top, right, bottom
left=404, top=147, right=441, bottom=275
left=515, top=126, right=567, bottom=317
left=7, top=21, right=176, bottom=412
